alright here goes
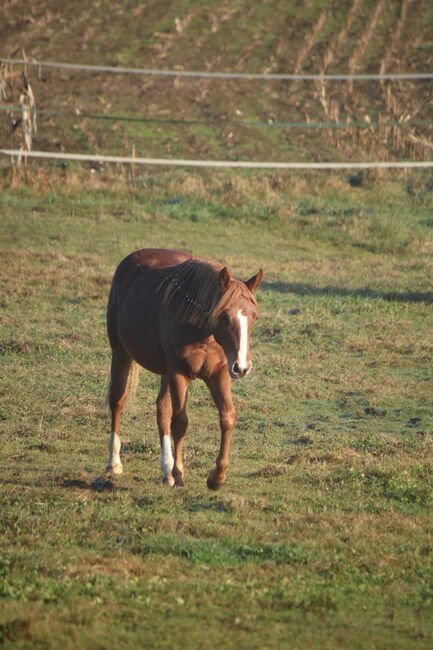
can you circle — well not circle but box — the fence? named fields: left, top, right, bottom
left=1, top=149, right=432, bottom=169
left=1, top=57, right=432, bottom=169
left=2, top=58, right=433, bottom=80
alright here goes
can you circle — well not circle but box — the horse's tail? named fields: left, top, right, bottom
left=106, top=255, right=142, bottom=413
left=126, top=360, right=141, bottom=403
left=105, top=360, right=141, bottom=413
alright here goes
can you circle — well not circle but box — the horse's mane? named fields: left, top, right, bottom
left=157, top=259, right=255, bottom=330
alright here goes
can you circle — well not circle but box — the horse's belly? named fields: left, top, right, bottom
left=118, top=304, right=167, bottom=375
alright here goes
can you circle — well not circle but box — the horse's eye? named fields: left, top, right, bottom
left=220, top=313, right=229, bottom=322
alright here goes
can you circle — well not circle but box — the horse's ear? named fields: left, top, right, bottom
left=245, top=269, right=263, bottom=294
left=218, top=267, right=231, bottom=293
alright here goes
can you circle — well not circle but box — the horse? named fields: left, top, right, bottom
left=106, top=248, right=263, bottom=490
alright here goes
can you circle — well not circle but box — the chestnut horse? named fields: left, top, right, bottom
left=106, top=248, right=262, bottom=490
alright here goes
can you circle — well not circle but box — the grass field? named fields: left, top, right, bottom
left=1, top=166, right=432, bottom=648
left=2, top=1, right=433, bottom=646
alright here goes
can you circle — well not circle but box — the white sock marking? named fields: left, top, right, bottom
left=160, top=435, right=174, bottom=479
left=237, top=309, right=249, bottom=370
left=107, top=431, right=122, bottom=468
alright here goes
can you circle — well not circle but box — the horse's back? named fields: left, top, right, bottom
left=130, top=248, right=191, bottom=270
left=108, top=249, right=190, bottom=309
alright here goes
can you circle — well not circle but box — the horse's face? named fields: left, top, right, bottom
left=214, top=269, right=263, bottom=379
left=214, top=298, right=258, bottom=378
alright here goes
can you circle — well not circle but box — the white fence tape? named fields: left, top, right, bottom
left=1, top=59, right=432, bottom=81
left=1, top=149, right=432, bottom=169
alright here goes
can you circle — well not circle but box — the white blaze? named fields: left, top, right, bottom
left=237, top=309, right=249, bottom=370
left=160, top=434, right=174, bottom=479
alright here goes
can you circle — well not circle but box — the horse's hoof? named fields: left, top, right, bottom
left=172, top=468, right=185, bottom=487
left=162, top=475, right=175, bottom=487
left=207, top=471, right=225, bottom=491
left=173, top=474, right=185, bottom=487
left=107, top=463, right=123, bottom=475
left=207, top=480, right=223, bottom=491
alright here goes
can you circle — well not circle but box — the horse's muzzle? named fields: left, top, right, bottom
left=231, top=361, right=252, bottom=379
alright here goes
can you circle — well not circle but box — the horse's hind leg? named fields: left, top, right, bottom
left=107, top=346, right=132, bottom=474
left=156, top=375, right=174, bottom=486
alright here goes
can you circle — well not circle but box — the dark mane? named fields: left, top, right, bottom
left=157, top=259, right=255, bottom=330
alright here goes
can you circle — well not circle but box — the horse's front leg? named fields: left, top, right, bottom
left=169, top=373, right=190, bottom=487
left=204, top=371, right=236, bottom=490
left=156, top=375, right=174, bottom=486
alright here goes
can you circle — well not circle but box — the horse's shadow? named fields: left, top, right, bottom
left=62, top=476, right=127, bottom=492
left=0, top=468, right=127, bottom=492
left=262, top=281, right=433, bottom=304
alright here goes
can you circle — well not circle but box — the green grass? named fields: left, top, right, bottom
left=1, top=167, right=433, bottom=648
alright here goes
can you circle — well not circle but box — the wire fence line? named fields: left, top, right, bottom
left=1, top=149, right=433, bottom=169
left=1, top=58, right=432, bottom=81
left=1, top=59, right=431, bottom=170
left=1, top=104, right=432, bottom=130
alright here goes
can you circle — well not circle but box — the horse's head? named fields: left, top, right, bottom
left=213, top=267, right=263, bottom=379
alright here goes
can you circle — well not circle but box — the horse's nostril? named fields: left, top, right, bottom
left=232, top=361, right=240, bottom=375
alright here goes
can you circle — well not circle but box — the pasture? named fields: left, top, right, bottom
left=0, top=167, right=432, bottom=648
